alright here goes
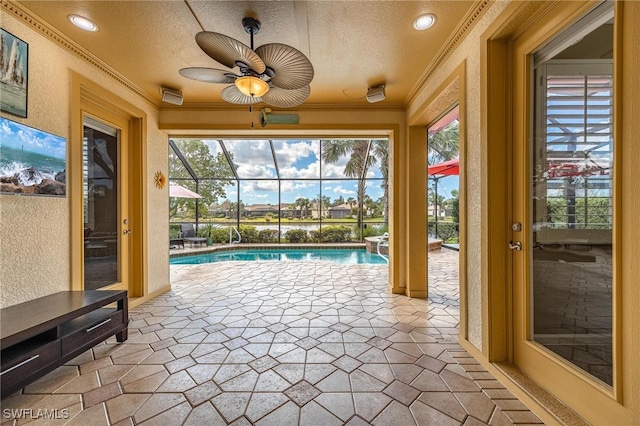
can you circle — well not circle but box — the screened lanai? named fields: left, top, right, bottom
left=169, top=138, right=389, bottom=244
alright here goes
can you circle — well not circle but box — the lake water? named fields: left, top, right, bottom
left=195, top=223, right=386, bottom=233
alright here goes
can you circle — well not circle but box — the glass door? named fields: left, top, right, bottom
left=511, top=2, right=619, bottom=419
left=530, top=60, right=613, bottom=385
left=83, top=117, right=129, bottom=290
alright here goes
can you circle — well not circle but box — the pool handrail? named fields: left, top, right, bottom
left=229, top=226, right=241, bottom=244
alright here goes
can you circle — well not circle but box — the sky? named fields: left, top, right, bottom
left=172, top=138, right=461, bottom=206
left=0, top=117, right=66, bottom=159
left=200, top=139, right=388, bottom=206
left=432, top=175, right=459, bottom=200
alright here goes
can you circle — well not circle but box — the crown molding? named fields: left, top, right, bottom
left=406, top=0, right=492, bottom=107
left=1, top=0, right=159, bottom=108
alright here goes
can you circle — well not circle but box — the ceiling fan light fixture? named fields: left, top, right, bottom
left=235, top=76, right=270, bottom=98
left=68, top=15, right=98, bottom=32
left=413, top=13, right=436, bottom=30
left=181, top=16, right=312, bottom=108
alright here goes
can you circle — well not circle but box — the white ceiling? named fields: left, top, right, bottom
left=16, top=0, right=477, bottom=108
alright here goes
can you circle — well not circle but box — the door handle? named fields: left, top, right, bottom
left=509, top=241, right=522, bottom=251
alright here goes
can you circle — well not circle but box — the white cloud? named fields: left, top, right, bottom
left=273, top=140, right=318, bottom=164
left=202, top=139, right=222, bottom=157
left=274, top=140, right=320, bottom=178
left=279, top=161, right=320, bottom=178
left=236, top=163, right=276, bottom=178
left=224, top=140, right=277, bottom=177
left=328, top=185, right=356, bottom=195
left=280, top=181, right=317, bottom=193
left=242, top=180, right=278, bottom=193
left=322, top=163, right=348, bottom=178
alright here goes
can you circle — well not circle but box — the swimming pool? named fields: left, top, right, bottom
left=170, top=248, right=388, bottom=265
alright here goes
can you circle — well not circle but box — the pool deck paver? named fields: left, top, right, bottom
left=1, top=249, right=542, bottom=425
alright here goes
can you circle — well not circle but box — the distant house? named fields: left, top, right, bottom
left=279, top=203, right=313, bottom=218
left=310, top=202, right=327, bottom=219
left=244, top=204, right=279, bottom=217
left=328, top=203, right=352, bottom=219
left=428, top=205, right=446, bottom=219
left=279, top=204, right=294, bottom=218
left=208, top=200, right=231, bottom=217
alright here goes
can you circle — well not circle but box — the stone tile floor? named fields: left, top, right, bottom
left=1, top=249, right=542, bottom=425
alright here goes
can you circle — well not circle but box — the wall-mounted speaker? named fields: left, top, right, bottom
left=161, top=87, right=183, bottom=105
left=366, top=85, right=386, bottom=103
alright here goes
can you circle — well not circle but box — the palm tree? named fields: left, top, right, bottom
left=371, top=140, right=389, bottom=221
left=295, top=197, right=310, bottom=219
left=448, top=189, right=460, bottom=224
left=321, top=139, right=388, bottom=227
left=287, top=202, right=297, bottom=219
left=428, top=188, right=446, bottom=220
left=228, top=200, right=244, bottom=221
left=363, top=194, right=374, bottom=218
left=346, top=197, right=356, bottom=210
left=428, top=120, right=459, bottom=165
left=313, top=194, right=331, bottom=217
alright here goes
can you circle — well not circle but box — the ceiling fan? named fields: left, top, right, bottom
left=179, top=17, right=314, bottom=109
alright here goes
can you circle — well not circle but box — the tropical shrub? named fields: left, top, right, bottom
left=310, top=225, right=352, bottom=243
left=198, top=222, right=216, bottom=238
left=258, top=229, right=280, bottom=243
left=285, top=229, right=308, bottom=243
left=308, top=230, right=321, bottom=242
left=451, top=197, right=460, bottom=225
left=239, top=225, right=259, bottom=243
left=169, top=224, right=181, bottom=238
left=210, top=227, right=229, bottom=243
left=358, top=224, right=388, bottom=238
left=428, top=221, right=459, bottom=243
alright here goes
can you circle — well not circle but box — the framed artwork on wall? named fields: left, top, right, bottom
left=0, top=117, right=66, bottom=197
left=0, top=28, right=28, bottom=118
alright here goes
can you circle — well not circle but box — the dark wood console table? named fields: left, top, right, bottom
left=0, top=290, right=128, bottom=399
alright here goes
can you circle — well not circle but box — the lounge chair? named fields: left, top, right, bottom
left=170, top=237, right=184, bottom=249
left=180, top=224, right=206, bottom=247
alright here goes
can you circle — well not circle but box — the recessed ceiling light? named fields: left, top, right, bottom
left=413, top=13, right=436, bottom=31
left=68, top=15, right=98, bottom=32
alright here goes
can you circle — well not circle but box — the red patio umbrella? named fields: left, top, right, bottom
left=428, top=158, right=459, bottom=176
left=428, top=158, right=459, bottom=239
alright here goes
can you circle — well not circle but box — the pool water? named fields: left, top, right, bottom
left=170, top=248, right=388, bottom=265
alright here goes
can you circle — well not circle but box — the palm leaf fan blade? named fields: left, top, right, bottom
left=179, top=67, right=237, bottom=84
left=262, top=85, right=310, bottom=108
left=255, top=43, right=313, bottom=90
left=196, top=31, right=265, bottom=73
left=221, top=85, right=263, bottom=105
